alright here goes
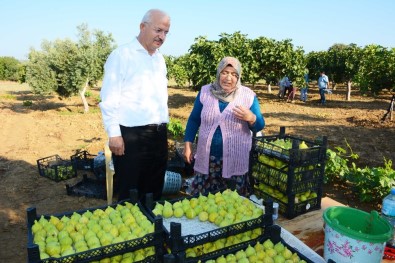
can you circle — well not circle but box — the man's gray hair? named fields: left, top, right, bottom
left=141, top=9, right=170, bottom=24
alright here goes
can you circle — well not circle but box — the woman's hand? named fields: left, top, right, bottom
left=183, top=142, right=194, bottom=164
left=233, top=105, right=256, bottom=126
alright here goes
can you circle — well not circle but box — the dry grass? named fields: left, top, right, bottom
left=0, top=80, right=31, bottom=93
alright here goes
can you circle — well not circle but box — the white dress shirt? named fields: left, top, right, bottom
left=100, top=37, right=169, bottom=137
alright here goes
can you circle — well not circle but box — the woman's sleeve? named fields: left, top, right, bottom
left=184, top=92, right=203, bottom=143
left=249, top=96, right=265, bottom=132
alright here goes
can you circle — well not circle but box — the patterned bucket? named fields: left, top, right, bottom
left=162, top=171, right=182, bottom=194
left=323, top=206, right=393, bottom=263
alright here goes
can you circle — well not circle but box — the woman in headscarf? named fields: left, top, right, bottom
left=183, top=56, right=265, bottom=196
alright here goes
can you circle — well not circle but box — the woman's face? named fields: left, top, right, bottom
left=219, top=66, right=239, bottom=93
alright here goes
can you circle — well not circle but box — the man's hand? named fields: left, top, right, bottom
left=109, top=136, right=125, bottom=156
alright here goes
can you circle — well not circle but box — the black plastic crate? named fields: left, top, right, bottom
left=166, top=219, right=270, bottom=262
left=70, top=150, right=96, bottom=171
left=253, top=186, right=322, bottom=219
left=174, top=225, right=315, bottom=263
left=36, top=154, right=77, bottom=182
left=175, top=142, right=197, bottom=159
left=70, top=150, right=106, bottom=181
left=170, top=142, right=195, bottom=177
left=250, top=153, right=324, bottom=195
left=167, top=154, right=186, bottom=175
left=249, top=127, right=326, bottom=219
left=66, top=174, right=106, bottom=200
left=142, top=190, right=274, bottom=261
left=27, top=190, right=165, bottom=263
left=252, top=127, right=327, bottom=166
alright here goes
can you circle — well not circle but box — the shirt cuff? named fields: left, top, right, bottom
left=107, top=125, right=122, bottom=137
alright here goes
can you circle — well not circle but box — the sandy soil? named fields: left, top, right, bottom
left=0, top=81, right=394, bottom=262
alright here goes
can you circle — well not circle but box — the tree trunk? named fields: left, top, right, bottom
left=80, top=79, right=90, bottom=113
left=346, top=80, right=352, bottom=101
left=267, top=84, right=272, bottom=93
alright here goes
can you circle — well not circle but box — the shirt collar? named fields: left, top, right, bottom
left=132, top=37, right=159, bottom=56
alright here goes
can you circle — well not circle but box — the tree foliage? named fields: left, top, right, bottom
left=327, top=43, right=361, bottom=84
left=306, top=43, right=394, bottom=95
left=165, top=54, right=190, bottom=87
left=322, top=44, right=363, bottom=100
left=355, top=44, right=395, bottom=94
left=306, top=51, right=328, bottom=81
left=187, top=36, right=223, bottom=90
left=25, top=24, right=115, bottom=111
left=26, top=47, right=58, bottom=95
left=8, top=28, right=394, bottom=104
left=0, top=56, right=24, bottom=81
left=176, top=32, right=308, bottom=91
left=217, top=32, right=257, bottom=85
left=171, top=33, right=394, bottom=96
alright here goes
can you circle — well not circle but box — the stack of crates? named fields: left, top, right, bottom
left=250, top=127, right=327, bottom=219
left=142, top=190, right=274, bottom=263
left=66, top=150, right=107, bottom=199
left=26, top=190, right=165, bottom=263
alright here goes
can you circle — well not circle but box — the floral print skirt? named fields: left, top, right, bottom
left=187, top=155, right=250, bottom=196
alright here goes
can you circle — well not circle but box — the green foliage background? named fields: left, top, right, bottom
left=2, top=30, right=394, bottom=97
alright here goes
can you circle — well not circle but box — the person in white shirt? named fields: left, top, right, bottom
left=99, top=9, right=171, bottom=202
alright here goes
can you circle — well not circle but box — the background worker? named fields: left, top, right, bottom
left=318, top=71, right=329, bottom=105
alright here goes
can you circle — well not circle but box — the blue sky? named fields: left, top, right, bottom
left=1, top=0, right=394, bottom=61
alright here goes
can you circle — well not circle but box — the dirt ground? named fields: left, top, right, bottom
left=0, top=81, right=394, bottom=262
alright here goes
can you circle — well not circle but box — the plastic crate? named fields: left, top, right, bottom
left=167, top=154, right=186, bottom=175
left=175, top=225, right=315, bottom=263
left=252, top=127, right=327, bottom=166
left=26, top=190, right=165, bottom=263
left=249, top=127, right=326, bottom=219
left=250, top=153, right=324, bottom=195
left=253, top=186, right=322, bottom=219
left=384, top=244, right=395, bottom=260
left=70, top=150, right=96, bottom=171
left=36, top=154, right=77, bottom=182
left=66, top=174, right=106, bottom=200
left=175, top=142, right=197, bottom=158
left=70, top=150, right=106, bottom=182
left=172, top=142, right=195, bottom=177
left=142, top=190, right=274, bottom=261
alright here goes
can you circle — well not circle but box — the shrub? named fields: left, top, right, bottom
left=168, top=118, right=184, bottom=139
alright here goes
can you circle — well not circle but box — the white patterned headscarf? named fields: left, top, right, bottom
left=210, top=56, right=242, bottom=103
